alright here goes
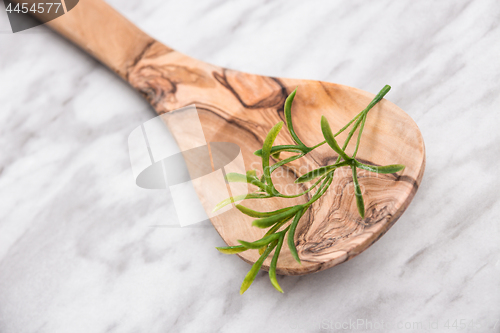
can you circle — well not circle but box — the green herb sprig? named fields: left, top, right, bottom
left=214, top=85, right=405, bottom=294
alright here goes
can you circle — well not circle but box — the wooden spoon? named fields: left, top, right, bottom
left=36, top=0, right=425, bottom=275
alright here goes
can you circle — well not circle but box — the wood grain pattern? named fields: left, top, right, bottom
left=43, top=0, right=425, bottom=275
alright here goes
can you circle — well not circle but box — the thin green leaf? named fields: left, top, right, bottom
left=224, top=172, right=249, bottom=183
left=355, top=161, right=405, bottom=174
left=284, top=88, right=306, bottom=147
left=351, top=165, right=365, bottom=218
left=269, top=232, right=286, bottom=293
left=254, top=145, right=302, bottom=157
left=252, top=206, right=301, bottom=228
left=321, top=116, right=352, bottom=161
left=256, top=208, right=303, bottom=257
left=262, top=122, right=284, bottom=191
left=235, top=205, right=292, bottom=218
left=309, top=110, right=364, bottom=150
left=240, top=240, right=278, bottom=294
left=225, top=172, right=270, bottom=192
left=345, top=85, right=391, bottom=158
left=246, top=169, right=257, bottom=178
left=295, top=161, right=350, bottom=183
left=212, top=193, right=269, bottom=212
left=238, top=232, right=282, bottom=249
left=216, top=245, right=247, bottom=254
left=260, top=213, right=298, bottom=252
left=287, top=208, right=305, bottom=264
left=270, top=154, right=303, bottom=173
left=364, top=85, right=391, bottom=112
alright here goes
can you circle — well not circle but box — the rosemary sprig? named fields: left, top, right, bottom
left=214, top=85, right=405, bottom=294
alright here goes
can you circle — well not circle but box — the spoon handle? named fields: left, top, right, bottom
left=46, top=0, right=156, bottom=79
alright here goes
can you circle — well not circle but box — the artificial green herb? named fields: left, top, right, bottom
left=214, top=85, right=405, bottom=294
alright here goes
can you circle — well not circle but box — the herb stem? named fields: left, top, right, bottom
left=277, top=174, right=326, bottom=198
left=311, top=85, right=391, bottom=156
left=308, top=106, right=365, bottom=150
left=352, top=114, right=366, bottom=158
left=307, top=172, right=334, bottom=205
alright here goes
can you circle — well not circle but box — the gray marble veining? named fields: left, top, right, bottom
left=0, top=0, right=499, bottom=332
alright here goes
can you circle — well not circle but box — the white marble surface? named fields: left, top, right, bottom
left=1, top=0, right=499, bottom=332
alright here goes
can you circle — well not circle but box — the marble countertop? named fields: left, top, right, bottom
left=0, top=0, right=499, bottom=332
